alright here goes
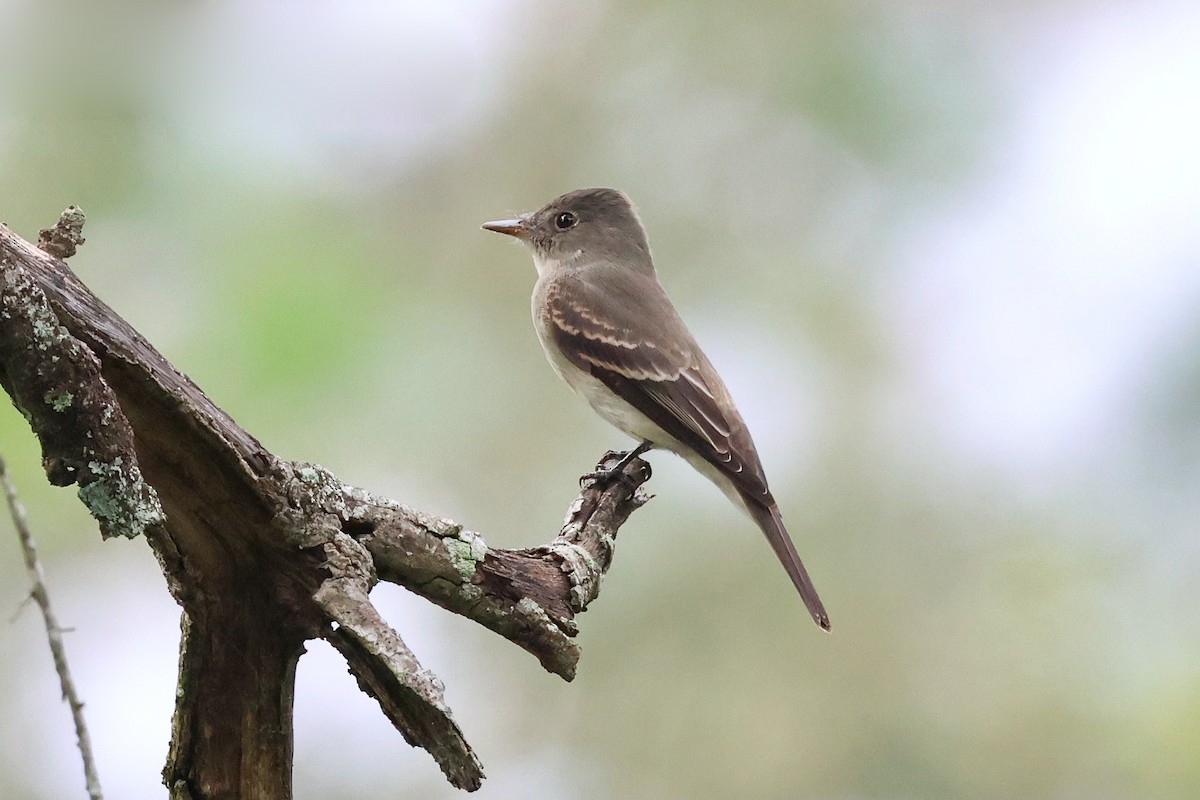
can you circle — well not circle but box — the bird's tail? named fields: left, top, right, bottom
left=744, top=497, right=830, bottom=631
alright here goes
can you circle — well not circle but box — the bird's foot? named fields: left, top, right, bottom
left=580, top=441, right=653, bottom=490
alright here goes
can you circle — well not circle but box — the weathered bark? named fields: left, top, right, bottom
left=0, top=209, right=652, bottom=797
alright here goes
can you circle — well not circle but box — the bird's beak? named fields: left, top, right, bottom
left=481, top=217, right=531, bottom=240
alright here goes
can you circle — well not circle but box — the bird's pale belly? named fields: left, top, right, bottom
left=533, top=317, right=661, bottom=445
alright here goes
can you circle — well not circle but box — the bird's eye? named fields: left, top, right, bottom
left=554, top=211, right=577, bottom=230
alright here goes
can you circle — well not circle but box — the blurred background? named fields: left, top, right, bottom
left=2, top=0, right=1199, bottom=797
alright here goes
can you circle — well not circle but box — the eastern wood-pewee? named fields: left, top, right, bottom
left=483, top=188, right=830, bottom=631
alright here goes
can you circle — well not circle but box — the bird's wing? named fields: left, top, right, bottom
left=544, top=273, right=772, bottom=504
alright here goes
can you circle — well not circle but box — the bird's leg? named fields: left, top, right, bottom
left=580, top=440, right=653, bottom=489
left=607, top=439, right=653, bottom=476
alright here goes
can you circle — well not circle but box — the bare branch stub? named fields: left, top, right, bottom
left=0, top=211, right=652, bottom=796
left=38, top=205, right=87, bottom=260
left=317, top=547, right=484, bottom=793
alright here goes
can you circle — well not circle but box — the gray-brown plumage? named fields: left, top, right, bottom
left=483, top=188, right=829, bottom=631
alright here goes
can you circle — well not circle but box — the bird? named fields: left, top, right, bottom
left=482, top=188, right=829, bottom=631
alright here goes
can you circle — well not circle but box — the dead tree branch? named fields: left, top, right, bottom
left=0, top=208, right=651, bottom=797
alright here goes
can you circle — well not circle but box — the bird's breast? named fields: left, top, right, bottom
left=530, top=278, right=665, bottom=445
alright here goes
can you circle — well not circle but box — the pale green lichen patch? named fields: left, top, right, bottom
left=77, top=458, right=165, bottom=539
left=58, top=206, right=87, bottom=235
left=549, top=542, right=601, bottom=610
left=30, top=316, right=65, bottom=347
left=287, top=462, right=350, bottom=515
left=1, top=267, right=68, bottom=350
left=408, top=507, right=463, bottom=539
left=515, top=597, right=557, bottom=633
left=43, top=389, right=73, bottom=412
left=443, top=529, right=488, bottom=582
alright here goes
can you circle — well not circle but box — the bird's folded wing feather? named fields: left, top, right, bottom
left=545, top=275, right=772, bottom=503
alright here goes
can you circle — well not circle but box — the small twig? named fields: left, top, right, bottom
left=1, top=451, right=104, bottom=800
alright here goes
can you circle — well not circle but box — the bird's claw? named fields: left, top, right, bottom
left=579, top=448, right=652, bottom=490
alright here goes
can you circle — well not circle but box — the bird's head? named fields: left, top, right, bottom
left=483, top=187, right=653, bottom=275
